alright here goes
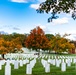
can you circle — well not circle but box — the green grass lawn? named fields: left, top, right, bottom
left=0, top=55, right=76, bottom=75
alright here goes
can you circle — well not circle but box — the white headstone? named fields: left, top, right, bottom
left=41, top=59, right=50, bottom=73
left=73, top=58, right=76, bottom=63
left=11, top=60, right=15, bottom=65
left=14, top=60, right=19, bottom=69
left=56, top=59, right=60, bottom=67
left=61, top=62, right=66, bottom=71
left=45, top=62, right=50, bottom=73
left=42, top=59, right=47, bottom=67
left=23, top=60, right=27, bottom=64
left=26, top=64, right=32, bottom=74
left=0, top=61, right=2, bottom=70
left=48, top=59, right=51, bottom=64
left=5, top=61, right=11, bottom=75
left=26, top=59, right=29, bottom=64
left=62, top=59, right=65, bottom=63
left=19, top=60, right=23, bottom=67
left=2, top=60, right=6, bottom=65
left=52, top=59, right=55, bottom=65
left=30, top=59, right=36, bottom=68
left=67, top=59, right=71, bottom=67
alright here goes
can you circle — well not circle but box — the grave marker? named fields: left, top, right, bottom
left=5, top=61, right=11, bottom=75
left=61, top=62, right=66, bottom=71
left=26, top=64, right=32, bottom=74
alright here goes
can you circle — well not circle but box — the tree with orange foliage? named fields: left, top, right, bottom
left=11, top=37, right=23, bottom=53
left=0, top=37, right=22, bottom=54
left=25, top=26, right=50, bottom=51
left=0, top=38, right=7, bottom=54
left=50, top=34, right=75, bottom=54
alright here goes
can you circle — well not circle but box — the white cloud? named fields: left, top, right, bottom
left=65, top=35, right=76, bottom=41
left=30, top=4, right=39, bottom=9
left=11, top=0, right=28, bottom=3
left=13, top=27, right=20, bottom=30
left=11, top=0, right=45, bottom=3
left=40, top=25, right=46, bottom=30
left=66, top=30, right=76, bottom=35
left=35, top=24, right=46, bottom=29
left=63, top=30, right=76, bottom=40
left=30, top=0, right=46, bottom=9
left=35, top=24, right=52, bottom=34
left=53, top=17, right=69, bottom=25
left=38, top=0, right=46, bottom=3
left=64, top=31, right=76, bottom=41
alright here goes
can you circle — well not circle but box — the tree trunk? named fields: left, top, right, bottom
left=2, top=54, right=4, bottom=59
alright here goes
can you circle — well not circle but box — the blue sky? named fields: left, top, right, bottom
left=0, top=0, right=76, bottom=36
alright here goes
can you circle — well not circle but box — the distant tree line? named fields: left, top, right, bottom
left=0, top=26, right=76, bottom=55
